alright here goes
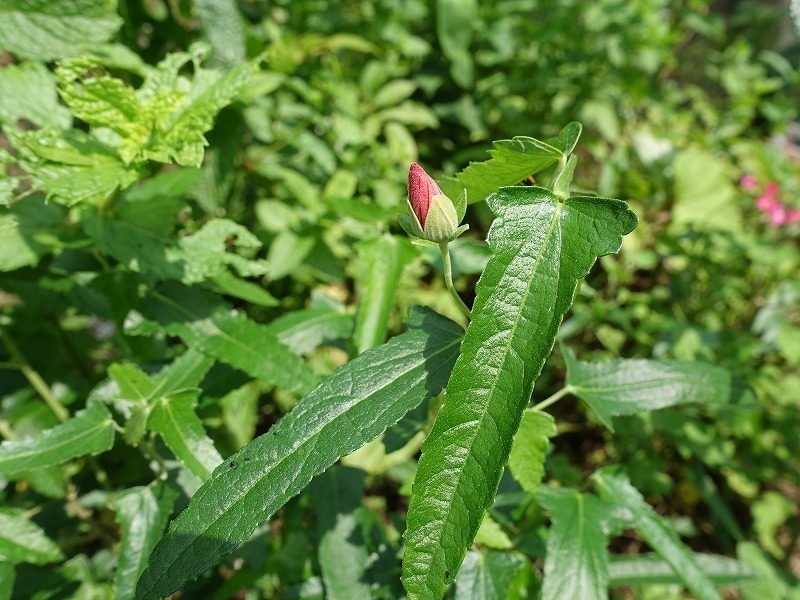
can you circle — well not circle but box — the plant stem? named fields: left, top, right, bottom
left=439, top=242, right=471, bottom=321
left=0, top=328, right=69, bottom=422
left=531, top=385, right=574, bottom=412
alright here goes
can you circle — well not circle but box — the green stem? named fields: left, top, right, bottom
left=531, top=385, right=574, bottom=412
left=439, top=242, right=471, bottom=321
left=0, top=328, right=69, bottom=422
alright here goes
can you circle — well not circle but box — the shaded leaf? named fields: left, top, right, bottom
left=454, top=551, right=526, bottom=600
left=608, top=553, right=758, bottom=588
left=0, top=509, right=65, bottom=565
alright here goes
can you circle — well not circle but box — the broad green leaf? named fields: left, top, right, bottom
left=0, top=197, right=65, bottom=272
left=608, top=553, right=758, bottom=588
left=111, top=484, right=178, bottom=600
left=194, top=0, right=246, bottom=69
left=0, top=561, right=13, bottom=600
left=538, top=487, right=626, bottom=600
left=440, top=123, right=583, bottom=204
left=454, top=551, right=526, bottom=600
left=353, top=234, right=417, bottom=354
left=139, top=282, right=317, bottom=393
left=436, top=0, right=477, bottom=88
left=266, top=306, right=354, bottom=355
left=0, top=400, right=115, bottom=476
left=0, top=62, right=71, bottom=128
left=135, top=306, right=463, bottom=600
left=310, top=466, right=371, bottom=600
left=672, top=150, right=741, bottom=232
left=402, top=186, right=636, bottom=599
left=147, top=390, right=223, bottom=481
left=0, top=509, right=65, bottom=565
left=0, top=0, right=122, bottom=61
left=563, top=347, right=733, bottom=430
left=593, top=468, right=722, bottom=600
left=508, top=409, right=556, bottom=495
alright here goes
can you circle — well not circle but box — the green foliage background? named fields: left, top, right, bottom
left=0, top=0, right=799, bottom=598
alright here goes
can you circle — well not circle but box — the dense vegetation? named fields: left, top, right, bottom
left=0, top=1, right=798, bottom=598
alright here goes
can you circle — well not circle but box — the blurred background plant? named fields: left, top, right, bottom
left=0, top=0, right=798, bottom=598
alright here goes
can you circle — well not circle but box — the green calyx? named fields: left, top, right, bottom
left=398, top=190, right=468, bottom=247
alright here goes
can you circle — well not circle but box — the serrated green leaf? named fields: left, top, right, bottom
left=508, top=409, right=556, bottom=495
left=440, top=123, right=583, bottom=204
left=111, top=484, right=178, bottom=600
left=608, top=553, right=758, bottom=588
left=0, top=0, right=122, bottom=61
left=0, top=509, right=65, bottom=565
left=402, top=186, right=636, bottom=599
left=0, top=400, right=115, bottom=476
left=148, top=390, right=223, bottom=481
left=454, top=551, right=526, bottom=600
left=353, top=234, right=417, bottom=354
left=135, top=306, right=463, bottom=600
left=139, top=282, right=317, bottom=393
left=0, top=197, right=65, bottom=272
left=563, top=347, right=733, bottom=431
left=266, top=306, right=354, bottom=355
left=310, top=466, right=371, bottom=600
left=593, top=467, right=722, bottom=600
left=539, top=487, right=625, bottom=600
left=0, top=62, right=71, bottom=128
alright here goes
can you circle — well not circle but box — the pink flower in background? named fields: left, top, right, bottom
left=763, top=182, right=780, bottom=197
left=749, top=178, right=799, bottom=228
left=755, top=194, right=781, bottom=212
left=740, top=174, right=759, bottom=191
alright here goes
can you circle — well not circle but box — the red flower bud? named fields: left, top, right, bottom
left=408, top=163, right=444, bottom=228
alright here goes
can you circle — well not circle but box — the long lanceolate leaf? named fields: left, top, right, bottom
left=402, top=187, right=637, bottom=599
left=135, top=306, right=463, bottom=600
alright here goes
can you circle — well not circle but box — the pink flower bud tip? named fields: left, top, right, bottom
left=740, top=175, right=759, bottom=190
left=408, top=163, right=444, bottom=228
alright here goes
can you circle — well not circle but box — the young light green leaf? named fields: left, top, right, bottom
left=563, top=347, right=733, bottom=431
left=0, top=510, right=65, bottom=565
left=139, top=282, right=318, bottom=394
left=440, top=123, right=583, bottom=204
left=608, top=553, right=758, bottom=588
left=402, top=186, right=636, bottom=599
left=147, top=390, right=223, bottom=481
left=153, top=348, right=215, bottom=397
left=0, top=0, right=122, bottom=61
left=0, top=197, right=65, bottom=272
left=135, top=306, right=463, bottom=600
left=353, top=234, right=417, bottom=354
left=0, top=400, right=115, bottom=476
left=508, top=409, right=557, bottom=495
left=454, top=551, right=526, bottom=600
left=310, top=466, right=371, bottom=600
left=538, top=487, right=626, bottom=600
left=207, top=271, right=279, bottom=308
left=111, top=484, right=178, bottom=600
left=593, top=467, right=723, bottom=600
left=0, top=62, right=71, bottom=128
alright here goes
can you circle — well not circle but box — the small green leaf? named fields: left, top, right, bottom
left=0, top=509, right=65, bottom=565
left=194, top=0, right=246, bottom=69
left=0, top=0, right=122, bottom=61
left=593, top=467, right=723, bottom=600
left=539, top=487, right=626, bottom=600
left=563, top=347, right=733, bottom=431
left=508, top=410, right=557, bottom=495
left=310, top=466, right=371, bottom=600
left=139, top=282, right=317, bottom=394
left=135, top=306, right=463, bottom=600
left=552, top=154, right=577, bottom=200
left=0, top=62, right=71, bottom=128
left=402, top=186, right=636, bottom=599
left=0, top=197, right=65, bottom=272
left=454, top=551, right=526, bottom=600
left=436, top=0, right=477, bottom=88
left=608, top=553, right=758, bottom=588
left=266, top=306, right=354, bottom=355
left=148, top=390, right=223, bottom=481
left=0, top=400, right=115, bottom=476
left=440, top=123, right=583, bottom=204
left=353, top=235, right=417, bottom=354
left=207, top=271, right=280, bottom=308
left=111, top=484, right=178, bottom=600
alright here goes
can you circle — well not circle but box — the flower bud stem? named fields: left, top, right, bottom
left=439, top=242, right=472, bottom=321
